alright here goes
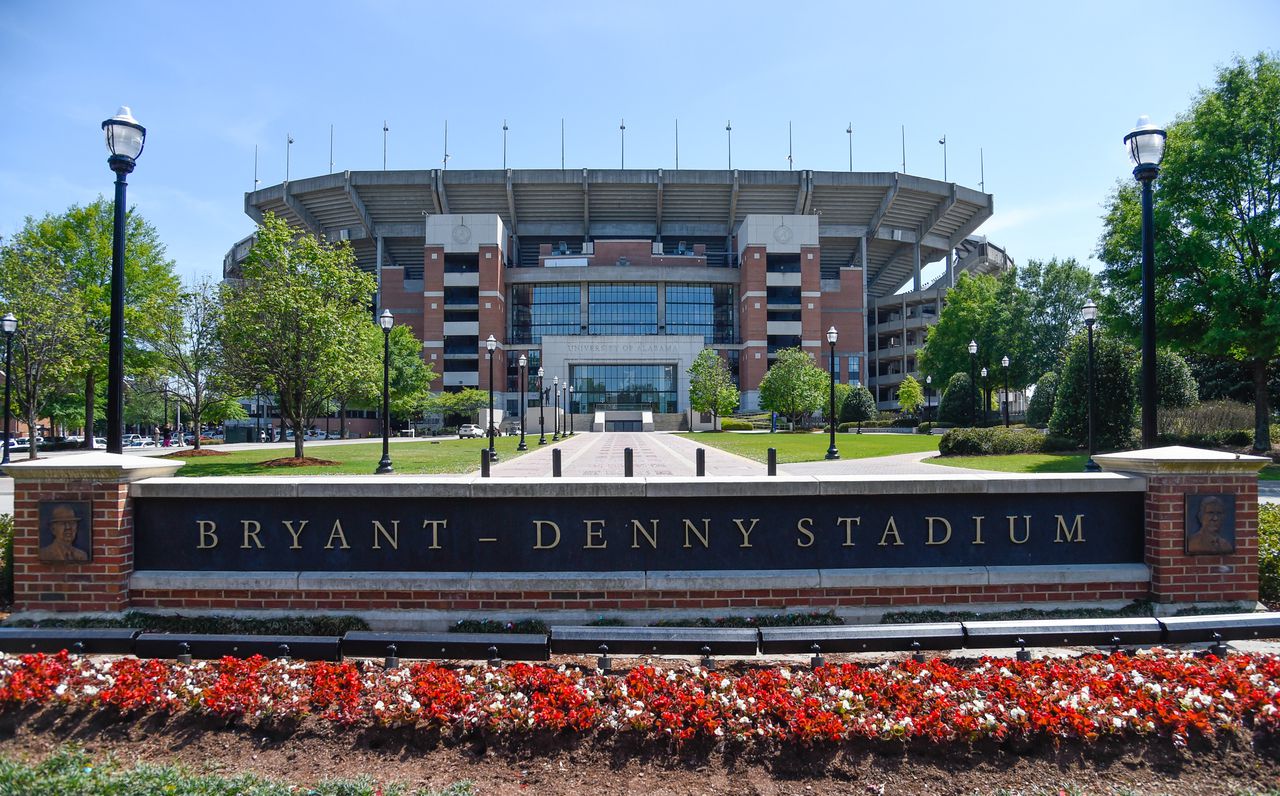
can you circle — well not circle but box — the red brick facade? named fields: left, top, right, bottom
left=1144, top=473, right=1259, bottom=603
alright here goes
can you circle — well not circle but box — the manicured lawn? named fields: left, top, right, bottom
left=1260, top=465, right=1280, bottom=481
left=168, top=437, right=549, bottom=477
left=678, top=430, right=938, bottom=463
left=927, top=453, right=1092, bottom=473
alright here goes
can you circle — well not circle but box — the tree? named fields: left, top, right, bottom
left=1098, top=53, right=1280, bottom=451
left=386, top=325, right=437, bottom=420
left=432, top=388, right=490, bottom=424
left=1154, top=348, right=1198, bottom=409
left=152, top=277, right=229, bottom=451
left=218, top=213, right=377, bottom=459
left=757, top=347, right=828, bottom=428
left=687, top=348, right=739, bottom=430
left=917, top=272, right=1004, bottom=388
left=896, top=375, right=924, bottom=415
left=1049, top=330, right=1138, bottom=450
left=10, top=198, right=179, bottom=445
left=1026, top=372, right=1059, bottom=428
left=0, top=244, right=88, bottom=458
left=938, top=372, right=978, bottom=426
left=1016, top=258, right=1096, bottom=381
left=840, top=383, right=876, bottom=433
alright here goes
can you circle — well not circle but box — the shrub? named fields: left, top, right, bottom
left=651, top=610, right=842, bottom=628
left=717, top=418, right=753, bottom=431
left=890, top=414, right=920, bottom=428
left=1154, top=348, right=1199, bottom=409
left=1049, top=330, right=1137, bottom=450
left=450, top=618, right=550, bottom=635
left=0, top=514, right=11, bottom=603
left=938, top=372, right=980, bottom=426
left=840, top=384, right=876, bottom=428
left=1159, top=400, right=1254, bottom=447
left=1262, top=504, right=1280, bottom=606
left=938, top=427, right=1050, bottom=456
left=1026, top=372, right=1058, bottom=428
left=9, top=611, right=368, bottom=636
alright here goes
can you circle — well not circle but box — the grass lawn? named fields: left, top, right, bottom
left=678, top=430, right=938, bottom=463
left=168, top=437, right=549, bottom=477
left=1260, top=465, right=1280, bottom=481
left=926, top=452, right=1091, bottom=473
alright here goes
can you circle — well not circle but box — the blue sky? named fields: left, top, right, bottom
left=1, top=0, right=1275, bottom=287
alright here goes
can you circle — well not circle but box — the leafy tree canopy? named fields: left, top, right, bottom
left=687, top=348, right=740, bottom=428
left=758, top=347, right=828, bottom=427
left=897, top=374, right=924, bottom=415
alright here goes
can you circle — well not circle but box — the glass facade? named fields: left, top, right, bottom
left=665, top=283, right=735, bottom=343
left=571, top=364, right=677, bottom=413
left=511, top=284, right=580, bottom=343
left=588, top=283, right=657, bottom=335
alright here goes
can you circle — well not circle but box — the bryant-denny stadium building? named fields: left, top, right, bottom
left=226, top=168, right=1000, bottom=429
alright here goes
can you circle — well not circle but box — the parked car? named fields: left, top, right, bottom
left=127, top=438, right=157, bottom=449
left=122, top=434, right=143, bottom=446
left=458, top=424, right=484, bottom=438
left=93, top=438, right=107, bottom=449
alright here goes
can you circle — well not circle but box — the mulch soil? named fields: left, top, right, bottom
left=162, top=449, right=229, bottom=458
left=1, top=706, right=1278, bottom=795
left=260, top=457, right=339, bottom=467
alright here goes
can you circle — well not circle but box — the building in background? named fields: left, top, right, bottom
left=226, top=169, right=997, bottom=428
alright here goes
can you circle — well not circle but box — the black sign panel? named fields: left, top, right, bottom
left=134, top=491, right=1143, bottom=572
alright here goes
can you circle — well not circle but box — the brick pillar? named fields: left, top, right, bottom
left=1096, top=446, right=1268, bottom=605
left=2, top=453, right=182, bottom=614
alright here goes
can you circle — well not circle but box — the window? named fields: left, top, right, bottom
left=443, top=286, right=478, bottom=305
left=571, top=364, right=678, bottom=413
left=588, top=283, right=657, bottom=335
left=766, top=254, right=801, bottom=273
left=665, top=284, right=734, bottom=343
left=511, top=284, right=580, bottom=343
left=766, top=286, right=801, bottom=305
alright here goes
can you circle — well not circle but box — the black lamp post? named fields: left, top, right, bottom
left=925, top=374, right=932, bottom=421
left=1001, top=355, right=1010, bottom=427
left=568, top=386, right=574, bottom=435
left=485, top=334, right=498, bottom=463
left=825, top=326, right=839, bottom=460
left=1125, top=115, right=1167, bottom=448
left=967, top=340, right=977, bottom=427
left=981, top=367, right=990, bottom=427
left=537, top=366, right=546, bottom=445
left=1083, top=300, right=1100, bottom=472
left=102, top=106, right=145, bottom=455
left=561, top=383, right=569, bottom=437
left=375, top=310, right=394, bottom=474
left=517, top=354, right=527, bottom=451
left=1, top=313, right=15, bottom=465
left=552, top=376, right=560, bottom=441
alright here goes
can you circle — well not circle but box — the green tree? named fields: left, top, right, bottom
left=1098, top=53, right=1280, bottom=451
left=758, top=347, right=828, bottom=428
left=1025, top=372, right=1059, bottom=428
left=386, top=324, right=437, bottom=420
left=10, top=198, right=179, bottom=445
left=1049, top=330, right=1138, bottom=450
left=840, top=383, right=876, bottom=433
left=687, top=348, right=739, bottom=430
left=152, top=277, right=229, bottom=451
left=938, top=372, right=978, bottom=427
left=918, top=272, right=1003, bottom=388
left=896, top=374, right=924, bottom=415
left=0, top=244, right=88, bottom=457
left=1016, top=258, right=1096, bottom=381
left=1153, top=348, right=1198, bottom=409
left=218, top=213, right=377, bottom=459
left=432, top=388, right=490, bottom=424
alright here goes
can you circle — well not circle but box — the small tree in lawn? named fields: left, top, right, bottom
left=840, top=383, right=876, bottom=433
left=218, top=213, right=377, bottom=460
left=152, top=277, right=232, bottom=451
left=687, top=348, right=739, bottom=430
left=1026, top=372, right=1059, bottom=428
left=1049, top=329, right=1138, bottom=450
left=897, top=375, right=924, bottom=416
left=938, top=372, right=978, bottom=427
left=758, top=347, right=828, bottom=429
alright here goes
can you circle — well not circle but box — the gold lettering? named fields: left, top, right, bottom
left=879, top=516, right=904, bottom=546
left=533, top=520, right=561, bottom=550
left=325, top=520, right=351, bottom=550
left=583, top=519, right=607, bottom=549
left=733, top=518, right=759, bottom=548
left=1007, top=515, right=1031, bottom=545
left=282, top=520, right=308, bottom=549
left=971, top=516, right=985, bottom=545
left=795, top=517, right=814, bottom=548
left=837, top=516, right=860, bottom=547
left=240, top=520, right=263, bottom=549
left=682, top=519, right=710, bottom=549
left=1054, top=514, right=1086, bottom=543
left=372, top=520, right=399, bottom=550
left=630, top=519, right=658, bottom=549
left=196, top=520, right=219, bottom=549
left=422, top=519, right=446, bottom=549
left=926, top=516, right=952, bottom=545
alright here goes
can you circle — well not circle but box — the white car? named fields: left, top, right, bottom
left=127, top=438, right=157, bottom=449
left=93, top=438, right=107, bottom=449
left=458, top=424, right=484, bottom=438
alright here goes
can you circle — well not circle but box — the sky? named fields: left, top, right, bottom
left=1, top=0, right=1276, bottom=288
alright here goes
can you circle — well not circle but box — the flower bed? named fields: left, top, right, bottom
left=2, top=650, right=1279, bottom=748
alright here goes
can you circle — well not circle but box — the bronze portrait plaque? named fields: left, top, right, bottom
left=1185, top=494, right=1235, bottom=555
left=38, top=501, right=92, bottom=563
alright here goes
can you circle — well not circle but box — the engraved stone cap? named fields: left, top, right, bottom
left=2, top=452, right=183, bottom=482
left=1094, top=446, right=1269, bottom=475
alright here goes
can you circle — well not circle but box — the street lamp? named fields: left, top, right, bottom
left=486, top=334, right=498, bottom=463
left=552, top=376, right=560, bottom=441
left=967, top=340, right=978, bottom=427
left=1083, top=300, right=1100, bottom=472
left=102, top=106, right=145, bottom=454
left=1125, top=115, right=1166, bottom=448
left=980, top=367, right=990, bottom=427
left=1001, top=355, right=1010, bottom=427
left=375, top=310, right=394, bottom=474
left=825, top=326, right=839, bottom=460
left=1, top=313, right=15, bottom=465
left=517, top=354, right=527, bottom=451
left=568, top=385, right=575, bottom=435
left=537, top=367, right=546, bottom=445
left=562, top=382, right=569, bottom=437
left=925, top=374, right=932, bottom=421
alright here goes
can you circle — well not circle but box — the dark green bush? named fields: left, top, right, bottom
left=1260, top=504, right=1280, bottom=606
left=0, top=514, right=12, bottom=604
left=450, top=618, right=550, bottom=635
left=1049, top=330, right=1137, bottom=450
left=890, top=414, right=920, bottom=428
left=718, top=418, right=753, bottom=431
left=840, top=384, right=876, bottom=426
left=939, top=372, right=980, bottom=426
left=938, top=427, right=1049, bottom=455
left=7, top=611, right=368, bottom=636
left=1026, top=372, right=1058, bottom=428
left=651, top=610, right=842, bottom=628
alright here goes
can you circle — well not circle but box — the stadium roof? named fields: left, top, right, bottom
left=241, top=169, right=992, bottom=299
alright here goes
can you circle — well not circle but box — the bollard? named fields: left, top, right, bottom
left=624, top=447, right=634, bottom=477
left=767, top=447, right=777, bottom=476
left=552, top=448, right=562, bottom=477
left=696, top=448, right=705, bottom=477
left=480, top=449, right=490, bottom=478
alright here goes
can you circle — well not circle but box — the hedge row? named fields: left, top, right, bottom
left=1261, top=504, right=1280, bottom=606
left=938, top=427, right=1077, bottom=455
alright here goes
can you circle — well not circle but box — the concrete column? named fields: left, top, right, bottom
left=1096, top=447, right=1269, bottom=605
left=912, top=241, right=921, bottom=292
left=2, top=453, right=183, bottom=614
